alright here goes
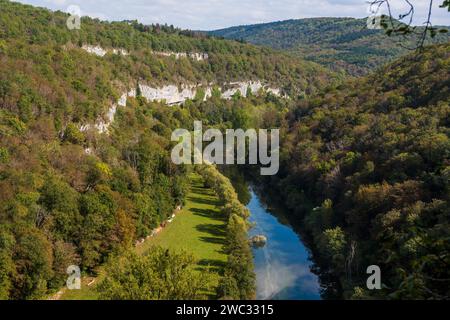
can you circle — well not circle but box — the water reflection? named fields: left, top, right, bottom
left=247, top=190, right=321, bottom=300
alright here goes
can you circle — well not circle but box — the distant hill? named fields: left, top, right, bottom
left=210, top=17, right=450, bottom=76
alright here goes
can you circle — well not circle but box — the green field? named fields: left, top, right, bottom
left=137, top=173, right=227, bottom=272
left=56, top=173, right=227, bottom=300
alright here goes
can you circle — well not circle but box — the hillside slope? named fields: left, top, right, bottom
left=210, top=17, right=450, bottom=75
left=261, top=43, right=450, bottom=299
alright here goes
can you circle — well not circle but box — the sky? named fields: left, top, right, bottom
left=14, top=0, right=450, bottom=30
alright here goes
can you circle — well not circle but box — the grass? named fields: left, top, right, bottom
left=56, top=173, right=227, bottom=300
left=56, top=274, right=101, bottom=300
left=137, top=173, right=227, bottom=297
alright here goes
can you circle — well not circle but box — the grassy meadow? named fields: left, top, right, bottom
left=56, top=173, right=227, bottom=300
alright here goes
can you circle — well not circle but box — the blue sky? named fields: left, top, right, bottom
left=15, top=0, right=450, bottom=30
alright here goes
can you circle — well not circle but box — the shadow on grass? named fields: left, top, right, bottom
left=191, top=185, right=208, bottom=192
left=196, top=223, right=226, bottom=238
left=190, top=207, right=224, bottom=220
left=197, top=259, right=227, bottom=274
left=187, top=196, right=220, bottom=206
left=191, top=186, right=214, bottom=196
left=199, top=236, right=226, bottom=245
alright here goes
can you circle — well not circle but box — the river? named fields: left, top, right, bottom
left=246, top=189, right=322, bottom=300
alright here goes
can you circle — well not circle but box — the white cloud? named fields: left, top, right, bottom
left=14, top=0, right=450, bottom=30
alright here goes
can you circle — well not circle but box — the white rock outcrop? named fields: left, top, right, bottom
left=94, top=103, right=117, bottom=133
left=80, top=80, right=283, bottom=140
left=81, top=45, right=207, bottom=61
left=139, top=84, right=197, bottom=105
left=112, top=48, right=129, bottom=56
left=134, top=81, right=281, bottom=105
left=118, top=93, right=128, bottom=107
left=82, top=45, right=128, bottom=57
left=221, top=81, right=270, bottom=99
left=80, top=94, right=124, bottom=135
left=153, top=51, right=208, bottom=61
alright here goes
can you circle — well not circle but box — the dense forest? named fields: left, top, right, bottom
left=210, top=17, right=450, bottom=76
left=256, top=43, right=450, bottom=299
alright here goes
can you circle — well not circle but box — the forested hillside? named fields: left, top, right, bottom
left=210, top=18, right=450, bottom=76
left=258, top=43, right=450, bottom=299
left=0, top=0, right=323, bottom=299
left=0, top=0, right=335, bottom=103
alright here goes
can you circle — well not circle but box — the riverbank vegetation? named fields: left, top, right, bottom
left=257, top=43, right=450, bottom=299
left=134, top=173, right=228, bottom=298
left=98, top=247, right=210, bottom=300
left=197, top=165, right=255, bottom=299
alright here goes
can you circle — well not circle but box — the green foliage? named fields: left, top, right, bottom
left=197, top=165, right=250, bottom=219
left=97, top=247, right=210, bottom=300
left=318, top=227, right=347, bottom=259
left=305, top=199, right=334, bottom=235
left=0, top=227, right=15, bottom=300
left=0, top=147, right=9, bottom=164
left=39, top=175, right=82, bottom=240
left=11, top=226, right=54, bottom=299
left=0, top=0, right=447, bottom=301
left=219, top=214, right=255, bottom=299
left=63, top=124, right=85, bottom=145
left=196, top=166, right=255, bottom=299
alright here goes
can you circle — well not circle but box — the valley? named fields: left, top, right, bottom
left=0, top=0, right=448, bottom=301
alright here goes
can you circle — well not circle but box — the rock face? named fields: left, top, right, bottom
left=250, top=235, right=267, bottom=248
left=221, top=81, right=279, bottom=99
left=80, top=102, right=118, bottom=134
left=79, top=44, right=283, bottom=134
left=153, top=51, right=209, bottom=61
left=81, top=45, right=207, bottom=61
left=133, top=81, right=281, bottom=106
left=138, top=84, right=198, bottom=105
left=81, top=45, right=128, bottom=57
left=79, top=81, right=283, bottom=137
left=82, top=45, right=107, bottom=57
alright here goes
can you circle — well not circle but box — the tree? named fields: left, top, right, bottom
left=0, top=147, right=9, bottom=164
left=219, top=214, right=255, bottom=299
left=39, top=176, right=81, bottom=241
left=50, top=241, right=79, bottom=289
left=78, top=189, right=117, bottom=269
left=97, top=247, right=210, bottom=300
left=318, top=227, right=347, bottom=259
left=0, top=227, right=15, bottom=300
left=63, top=123, right=85, bottom=145
left=12, top=227, right=53, bottom=299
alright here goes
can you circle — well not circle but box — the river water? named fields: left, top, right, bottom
left=246, top=189, right=322, bottom=300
